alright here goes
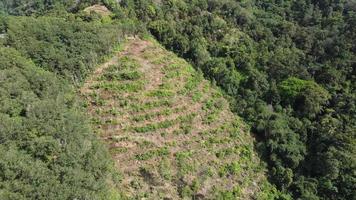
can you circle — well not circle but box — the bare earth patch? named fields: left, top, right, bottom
left=83, top=4, right=112, bottom=16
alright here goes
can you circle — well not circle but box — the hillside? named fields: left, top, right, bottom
left=1, top=1, right=354, bottom=199
left=81, top=38, right=272, bottom=199
left=0, top=15, right=125, bottom=199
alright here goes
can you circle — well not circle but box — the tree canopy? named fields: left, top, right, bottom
left=113, top=0, right=356, bottom=199
left=0, top=0, right=355, bottom=199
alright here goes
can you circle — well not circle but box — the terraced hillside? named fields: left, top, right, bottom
left=81, top=38, right=269, bottom=199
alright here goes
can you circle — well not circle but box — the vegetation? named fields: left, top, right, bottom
left=82, top=39, right=277, bottom=199
left=0, top=0, right=355, bottom=199
left=4, top=16, right=121, bottom=83
left=113, top=1, right=356, bottom=199
left=0, top=6, right=130, bottom=199
left=0, top=47, right=120, bottom=199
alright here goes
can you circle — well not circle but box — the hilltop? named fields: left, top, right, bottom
left=81, top=38, right=273, bottom=199
left=1, top=1, right=355, bottom=199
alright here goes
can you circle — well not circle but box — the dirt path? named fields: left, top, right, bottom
left=126, top=40, right=165, bottom=91
left=80, top=39, right=138, bottom=94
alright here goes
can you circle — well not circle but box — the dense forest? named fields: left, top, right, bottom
left=0, top=4, right=129, bottom=199
left=0, top=46, right=119, bottom=199
left=112, top=1, right=355, bottom=199
left=0, top=0, right=355, bottom=200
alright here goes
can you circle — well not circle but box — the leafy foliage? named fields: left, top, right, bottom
left=115, top=0, right=356, bottom=199
left=0, top=0, right=355, bottom=199
left=3, top=16, right=120, bottom=83
left=0, top=47, right=117, bottom=199
left=0, top=0, right=106, bottom=15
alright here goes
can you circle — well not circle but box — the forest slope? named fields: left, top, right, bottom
left=2, top=1, right=354, bottom=199
left=81, top=38, right=277, bottom=199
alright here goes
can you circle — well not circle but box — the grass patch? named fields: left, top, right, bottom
left=132, top=119, right=176, bottom=133
left=131, top=108, right=173, bottom=122
left=146, top=89, right=174, bottom=98
left=219, top=161, right=241, bottom=177
left=92, top=81, right=144, bottom=93
left=110, top=147, right=128, bottom=154
left=130, top=99, right=173, bottom=112
left=179, top=72, right=204, bottom=94
left=100, top=70, right=142, bottom=81
left=118, top=56, right=140, bottom=69
left=135, top=147, right=169, bottom=161
left=215, top=146, right=239, bottom=159
left=159, top=158, right=172, bottom=180
left=192, top=91, right=203, bottom=102
left=176, top=151, right=195, bottom=176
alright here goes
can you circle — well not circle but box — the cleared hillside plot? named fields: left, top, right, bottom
left=81, top=38, right=269, bottom=199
